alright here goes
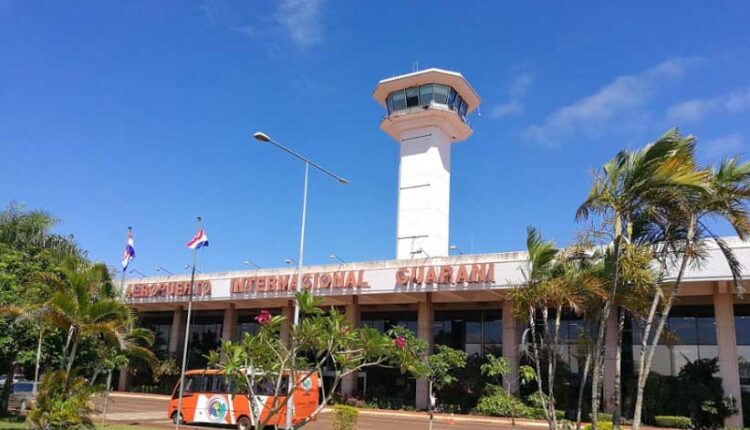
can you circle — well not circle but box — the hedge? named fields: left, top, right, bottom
left=654, top=415, right=692, bottom=429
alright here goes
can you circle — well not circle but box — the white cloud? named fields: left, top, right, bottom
left=491, top=72, right=534, bottom=118
left=666, top=87, right=750, bottom=124
left=276, top=0, right=325, bottom=47
left=701, top=134, right=745, bottom=160
left=521, top=57, right=698, bottom=147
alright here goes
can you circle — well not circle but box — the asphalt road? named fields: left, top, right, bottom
left=92, top=393, right=539, bottom=430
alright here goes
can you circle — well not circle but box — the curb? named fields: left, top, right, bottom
left=108, top=392, right=172, bottom=400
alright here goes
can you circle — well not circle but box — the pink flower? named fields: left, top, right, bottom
left=394, top=336, right=407, bottom=349
left=255, top=310, right=272, bottom=325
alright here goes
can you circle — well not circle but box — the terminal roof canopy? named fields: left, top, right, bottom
left=372, top=68, right=481, bottom=114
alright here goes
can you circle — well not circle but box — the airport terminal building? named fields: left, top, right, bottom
left=119, top=69, right=750, bottom=426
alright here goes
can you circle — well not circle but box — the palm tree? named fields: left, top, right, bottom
left=39, top=258, right=133, bottom=374
left=576, top=129, right=710, bottom=429
left=510, top=227, right=601, bottom=430
left=630, top=157, right=750, bottom=430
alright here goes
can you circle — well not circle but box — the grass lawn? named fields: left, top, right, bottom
left=0, top=418, right=165, bottom=430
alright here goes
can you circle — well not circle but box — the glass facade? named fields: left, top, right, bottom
left=237, top=309, right=270, bottom=341
left=360, top=310, right=417, bottom=334
left=359, top=311, right=418, bottom=406
left=386, top=83, right=468, bottom=121
left=433, top=310, right=502, bottom=357
left=139, top=312, right=173, bottom=355
left=187, top=312, right=223, bottom=368
left=632, top=305, right=718, bottom=376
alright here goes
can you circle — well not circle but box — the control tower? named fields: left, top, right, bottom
left=373, top=68, right=480, bottom=260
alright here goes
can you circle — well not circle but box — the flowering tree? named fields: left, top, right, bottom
left=207, top=291, right=425, bottom=430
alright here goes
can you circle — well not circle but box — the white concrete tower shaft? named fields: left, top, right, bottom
left=373, top=68, right=480, bottom=260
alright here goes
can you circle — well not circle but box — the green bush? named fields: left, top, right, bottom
left=654, top=415, right=692, bottom=429
left=331, top=404, right=358, bottom=430
left=598, top=413, right=613, bottom=422
left=475, top=391, right=529, bottom=417
left=525, top=407, right=565, bottom=421
left=26, top=370, right=97, bottom=430
left=583, top=422, right=613, bottom=430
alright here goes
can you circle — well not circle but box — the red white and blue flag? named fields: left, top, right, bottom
left=187, top=229, right=209, bottom=250
left=121, top=229, right=135, bottom=270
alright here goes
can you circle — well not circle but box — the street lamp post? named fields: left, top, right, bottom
left=253, top=131, right=348, bottom=430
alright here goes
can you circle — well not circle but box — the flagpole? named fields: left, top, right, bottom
left=119, top=227, right=131, bottom=296
left=175, top=217, right=201, bottom=429
left=106, top=226, right=132, bottom=428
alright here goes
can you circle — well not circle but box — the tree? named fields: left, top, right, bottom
left=0, top=204, right=81, bottom=416
left=509, top=227, right=602, bottom=430
left=480, top=354, right=536, bottom=430
left=208, top=291, right=425, bottom=430
left=39, top=258, right=133, bottom=374
left=576, top=129, right=710, bottom=429
left=423, top=345, right=466, bottom=430
left=630, top=156, right=750, bottom=430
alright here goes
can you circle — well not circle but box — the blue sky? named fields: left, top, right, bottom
left=2, top=1, right=749, bottom=276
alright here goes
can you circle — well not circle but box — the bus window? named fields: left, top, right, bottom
left=206, top=375, right=228, bottom=393
left=184, top=375, right=206, bottom=394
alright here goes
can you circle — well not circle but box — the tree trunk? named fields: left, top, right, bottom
left=632, top=245, right=691, bottom=429
left=33, top=328, right=44, bottom=395
left=102, top=370, right=113, bottom=426
left=0, top=360, right=16, bottom=416
left=593, top=220, right=623, bottom=430
left=612, top=308, right=625, bottom=430
left=66, top=338, right=79, bottom=375
left=576, top=348, right=592, bottom=430
left=428, top=379, right=434, bottom=430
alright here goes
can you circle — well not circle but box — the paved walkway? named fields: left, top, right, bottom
left=93, top=392, right=661, bottom=430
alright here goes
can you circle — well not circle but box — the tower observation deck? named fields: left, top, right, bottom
left=373, top=68, right=481, bottom=260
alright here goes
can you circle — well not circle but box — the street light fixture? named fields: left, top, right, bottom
left=243, top=260, right=261, bottom=269
left=412, top=248, right=431, bottom=258
left=128, top=269, right=146, bottom=277
left=184, top=264, right=201, bottom=274
left=254, top=130, right=348, bottom=430
left=156, top=265, right=173, bottom=275
left=285, top=258, right=297, bottom=266
left=449, top=244, right=464, bottom=255
left=329, top=253, right=346, bottom=263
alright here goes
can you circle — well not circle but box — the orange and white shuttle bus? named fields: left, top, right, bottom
left=168, top=369, right=320, bottom=429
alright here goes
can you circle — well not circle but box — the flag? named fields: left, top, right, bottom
left=187, top=229, right=209, bottom=249
left=121, top=229, right=135, bottom=270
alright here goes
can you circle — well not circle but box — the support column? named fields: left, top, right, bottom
left=341, top=297, right=361, bottom=398
left=714, top=283, right=743, bottom=427
left=416, top=294, right=434, bottom=410
left=502, top=299, right=520, bottom=393
left=222, top=304, right=237, bottom=341
left=168, top=306, right=185, bottom=354
left=602, top=306, right=618, bottom=412
left=280, top=302, right=293, bottom=345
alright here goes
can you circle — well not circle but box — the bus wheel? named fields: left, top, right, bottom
left=172, top=412, right=184, bottom=424
left=236, top=416, right=251, bottom=430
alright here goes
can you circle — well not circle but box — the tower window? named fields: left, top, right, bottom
left=419, top=84, right=433, bottom=105
left=459, top=100, right=468, bottom=118
left=391, top=90, right=406, bottom=111
left=405, top=87, right=419, bottom=107
left=433, top=85, right=449, bottom=104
